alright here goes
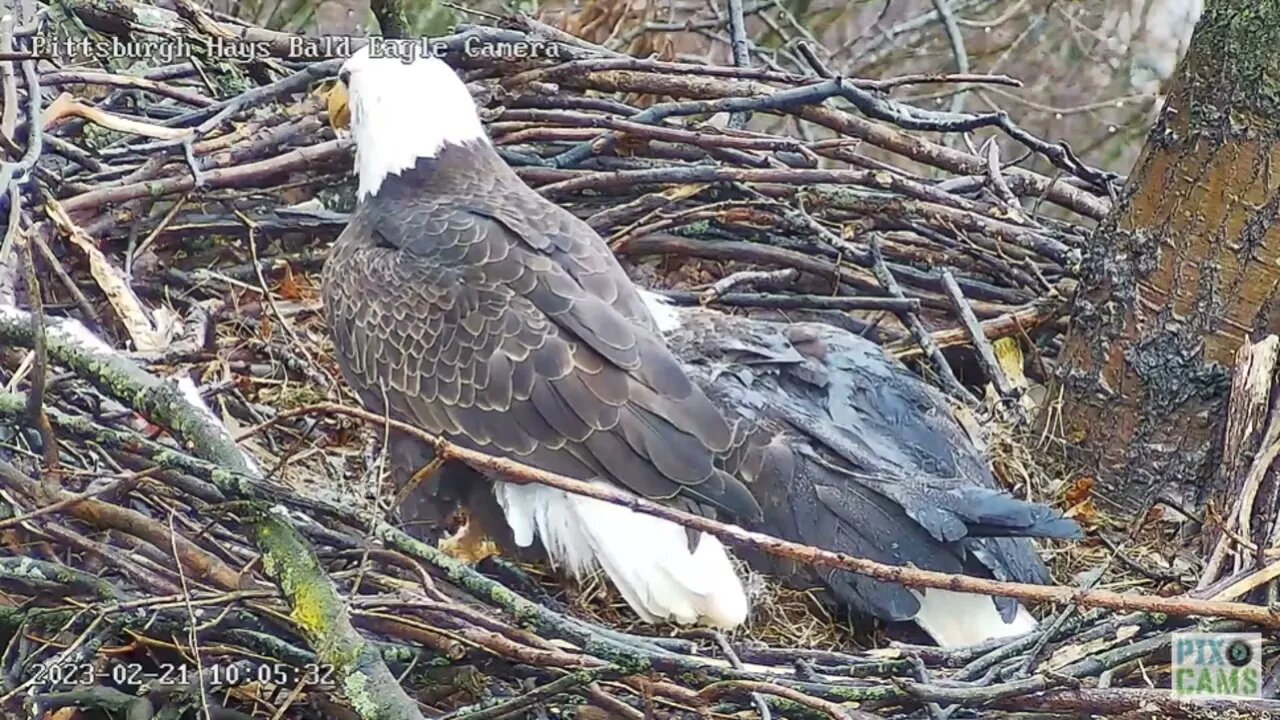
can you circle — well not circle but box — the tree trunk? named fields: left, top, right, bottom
left=1054, top=0, right=1280, bottom=512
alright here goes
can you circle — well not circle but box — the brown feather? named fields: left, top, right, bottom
left=322, top=144, right=761, bottom=526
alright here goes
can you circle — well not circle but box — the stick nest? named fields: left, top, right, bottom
left=1, top=2, right=1276, bottom=719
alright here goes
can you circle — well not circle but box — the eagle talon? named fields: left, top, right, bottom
left=437, top=517, right=500, bottom=566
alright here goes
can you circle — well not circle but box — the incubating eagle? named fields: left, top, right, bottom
left=322, top=46, right=1081, bottom=645
left=641, top=294, right=1080, bottom=646
left=322, top=46, right=762, bottom=628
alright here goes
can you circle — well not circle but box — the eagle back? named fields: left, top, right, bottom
left=321, top=156, right=761, bottom=525
left=665, top=310, right=1072, bottom=621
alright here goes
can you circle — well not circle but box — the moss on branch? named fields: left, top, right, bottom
left=243, top=505, right=425, bottom=720
left=0, top=307, right=426, bottom=720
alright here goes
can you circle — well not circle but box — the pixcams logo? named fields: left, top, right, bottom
left=1171, top=632, right=1262, bottom=698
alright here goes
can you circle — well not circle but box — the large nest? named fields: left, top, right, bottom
left=1, top=2, right=1279, bottom=719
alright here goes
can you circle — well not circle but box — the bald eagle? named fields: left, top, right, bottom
left=323, top=47, right=761, bottom=628
left=642, top=294, right=1079, bottom=646
left=321, top=46, right=1080, bottom=645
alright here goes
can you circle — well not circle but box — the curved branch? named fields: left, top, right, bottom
left=247, top=400, right=1280, bottom=629
left=0, top=306, right=427, bottom=720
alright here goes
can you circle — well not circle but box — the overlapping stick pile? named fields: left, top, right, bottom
left=2, top=1, right=1278, bottom=718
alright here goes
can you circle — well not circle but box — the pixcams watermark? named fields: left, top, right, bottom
left=1171, top=632, right=1262, bottom=698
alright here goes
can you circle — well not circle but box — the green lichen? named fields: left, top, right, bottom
left=1183, top=0, right=1280, bottom=137
left=247, top=508, right=421, bottom=720
left=130, top=3, right=181, bottom=29
left=0, top=311, right=423, bottom=720
left=343, top=671, right=377, bottom=717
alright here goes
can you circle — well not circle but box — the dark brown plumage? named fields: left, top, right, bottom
left=322, top=49, right=1076, bottom=640
left=324, top=49, right=760, bottom=627
left=659, top=307, right=1080, bottom=633
left=411, top=297, right=1082, bottom=646
left=322, top=142, right=762, bottom=532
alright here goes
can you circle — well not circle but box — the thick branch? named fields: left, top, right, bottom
left=0, top=306, right=427, bottom=720
left=253, top=401, right=1280, bottom=629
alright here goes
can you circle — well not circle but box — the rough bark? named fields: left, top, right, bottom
left=1054, top=0, right=1280, bottom=512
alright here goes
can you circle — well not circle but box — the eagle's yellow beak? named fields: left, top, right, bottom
left=323, top=78, right=351, bottom=132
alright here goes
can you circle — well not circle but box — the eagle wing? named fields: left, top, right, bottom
left=474, top=190, right=661, bottom=333
left=322, top=203, right=760, bottom=523
left=664, top=310, right=1078, bottom=622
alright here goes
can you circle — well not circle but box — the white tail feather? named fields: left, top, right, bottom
left=637, top=289, right=682, bottom=333
left=911, top=588, right=1037, bottom=648
left=493, top=481, right=748, bottom=628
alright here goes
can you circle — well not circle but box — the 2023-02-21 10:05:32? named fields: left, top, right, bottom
left=26, top=659, right=338, bottom=689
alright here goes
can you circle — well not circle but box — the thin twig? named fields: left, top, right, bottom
left=929, top=0, right=970, bottom=116
left=666, top=289, right=921, bottom=313
left=235, top=399, right=1280, bottom=629
left=725, top=0, right=752, bottom=130
left=20, top=235, right=58, bottom=470
left=869, top=237, right=977, bottom=405
left=940, top=269, right=1014, bottom=397
left=169, top=509, right=214, bottom=720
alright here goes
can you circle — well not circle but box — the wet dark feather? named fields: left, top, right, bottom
left=662, top=310, right=1081, bottom=624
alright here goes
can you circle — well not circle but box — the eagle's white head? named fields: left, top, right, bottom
left=339, top=44, right=488, bottom=199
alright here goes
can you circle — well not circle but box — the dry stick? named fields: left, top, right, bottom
left=991, top=687, right=1280, bottom=718
left=940, top=269, right=1014, bottom=397
left=0, top=473, right=135, bottom=530
left=868, top=237, right=977, bottom=406
left=0, top=459, right=242, bottom=589
left=724, top=0, right=752, bottom=130
left=1210, top=558, right=1280, bottom=602
left=699, top=267, right=799, bottom=302
left=1202, top=337, right=1280, bottom=588
left=512, top=13, right=628, bottom=59
left=19, top=236, right=59, bottom=471
left=524, top=65, right=1109, bottom=217
left=43, top=93, right=190, bottom=139
left=0, top=56, right=39, bottom=272
left=59, top=139, right=350, bottom=213
left=618, top=233, right=1019, bottom=318
left=31, top=228, right=100, bottom=326
left=540, top=161, right=1060, bottom=254
left=0, top=379, right=1259, bottom=707
left=0, top=55, right=39, bottom=180
left=790, top=104, right=1107, bottom=220
left=793, top=39, right=834, bottom=78
left=697, top=680, right=869, bottom=720
left=0, top=15, right=16, bottom=143
left=0, top=309, right=427, bottom=720
left=707, top=632, right=772, bottom=720
left=40, top=71, right=214, bottom=107
left=168, top=509, right=214, bottom=720
left=444, top=668, right=616, bottom=720
left=510, top=54, right=1017, bottom=92
left=662, top=289, right=920, bottom=314
left=885, top=287, right=1067, bottom=359
left=983, top=139, right=1027, bottom=222
left=241, top=211, right=330, bottom=390
left=245, top=401, right=1280, bottom=629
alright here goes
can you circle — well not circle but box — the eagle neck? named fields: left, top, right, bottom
left=356, top=133, right=499, bottom=200
left=359, top=141, right=513, bottom=202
